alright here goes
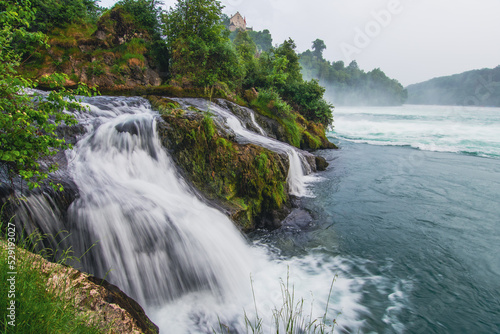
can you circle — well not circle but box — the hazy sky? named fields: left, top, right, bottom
left=99, top=0, right=500, bottom=86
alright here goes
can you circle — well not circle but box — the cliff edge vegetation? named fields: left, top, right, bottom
left=15, top=0, right=335, bottom=151
left=0, top=231, right=158, bottom=333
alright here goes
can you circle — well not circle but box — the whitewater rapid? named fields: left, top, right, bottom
left=331, top=105, right=500, bottom=158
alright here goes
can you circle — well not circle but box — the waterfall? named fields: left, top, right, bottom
left=63, top=96, right=254, bottom=305
left=172, top=98, right=313, bottom=197
left=3, top=95, right=369, bottom=333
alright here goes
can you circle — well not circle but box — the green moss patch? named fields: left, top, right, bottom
left=154, top=103, right=290, bottom=231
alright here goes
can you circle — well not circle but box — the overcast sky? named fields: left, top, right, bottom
left=99, top=0, right=500, bottom=86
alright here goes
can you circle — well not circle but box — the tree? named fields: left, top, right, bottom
left=248, top=29, right=272, bottom=52
left=347, top=60, right=359, bottom=70
left=234, top=30, right=257, bottom=62
left=115, top=0, right=164, bottom=35
left=163, top=0, right=226, bottom=46
left=27, top=0, right=103, bottom=32
left=162, top=0, right=242, bottom=88
left=312, top=38, right=326, bottom=59
left=273, top=38, right=302, bottom=86
left=0, top=1, right=92, bottom=190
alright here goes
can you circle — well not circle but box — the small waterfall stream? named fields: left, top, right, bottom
left=172, top=98, right=314, bottom=197
left=247, top=108, right=267, bottom=136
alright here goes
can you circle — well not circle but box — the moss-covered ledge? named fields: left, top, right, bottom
left=152, top=97, right=291, bottom=231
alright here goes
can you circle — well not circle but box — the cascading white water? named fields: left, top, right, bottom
left=287, top=149, right=308, bottom=196
left=65, top=96, right=254, bottom=305
left=247, top=108, right=267, bottom=136
left=5, top=94, right=375, bottom=333
left=172, top=98, right=313, bottom=197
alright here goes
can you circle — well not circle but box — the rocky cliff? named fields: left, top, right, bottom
left=22, top=7, right=165, bottom=90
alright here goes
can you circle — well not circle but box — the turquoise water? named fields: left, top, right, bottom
left=268, top=105, right=500, bottom=332
left=332, top=105, right=500, bottom=159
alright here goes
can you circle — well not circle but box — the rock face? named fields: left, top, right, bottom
left=13, top=245, right=159, bottom=333
left=22, top=7, right=165, bottom=90
left=155, top=103, right=291, bottom=231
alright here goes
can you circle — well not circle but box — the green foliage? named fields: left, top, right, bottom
left=112, top=1, right=169, bottom=74
left=25, top=0, right=103, bottom=33
left=234, top=30, right=257, bottom=62
left=163, top=0, right=226, bottom=45
left=203, top=112, right=216, bottom=139
left=273, top=38, right=303, bottom=87
left=300, top=41, right=407, bottom=106
left=255, top=153, right=269, bottom=177
left=312, top=38, right=326, bottom=59
left=169, top=35, right=242, bottom=88
left=115, top=0, right=163, bottom=35
left=164, top=0, right=242, bottom=88
left=148, top=38, right=170, bottom=75
left=86, top=60, right=106, bottom=77
left=234, top=31, right=263, bottom=88
left=247, top=29, right=273, bottom=52
left=254, top=88, right=292, bottom=118
left=147, top=96, right=184, bottom=116
left=0, top=1, right=94, bottom=189
left=163, top=3, right=332, bottom=128
left=280, top=80, right=334, bottom=126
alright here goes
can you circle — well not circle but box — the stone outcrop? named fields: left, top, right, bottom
left=2, top=243, right=159, bottom=333
left=22, top=7, right=164, bottom=90
left=155, top=102, right=291, bottom=231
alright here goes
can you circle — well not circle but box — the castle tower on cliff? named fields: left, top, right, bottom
left=228, top=12, right=252, bottom=32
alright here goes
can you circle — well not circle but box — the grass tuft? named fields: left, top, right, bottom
left=215, top=270, right=338, bottom=334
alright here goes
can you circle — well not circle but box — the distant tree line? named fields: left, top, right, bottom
left=300, top=39, right=408, bottom=106
left=406, top=66, right=500, bottom=106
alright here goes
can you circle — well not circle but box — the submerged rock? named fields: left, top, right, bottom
left=280, top=209, right=314, bottom=231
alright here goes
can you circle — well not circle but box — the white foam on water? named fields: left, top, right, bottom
left=331, top=105, right=500, bottom=158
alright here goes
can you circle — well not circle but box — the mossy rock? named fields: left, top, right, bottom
left=155, top=110, right=291, bottom=232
